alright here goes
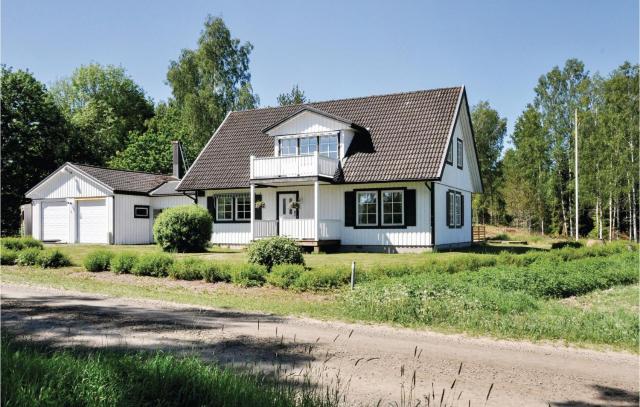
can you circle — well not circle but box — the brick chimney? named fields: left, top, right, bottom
left=172, top=141, right=185, bottom=179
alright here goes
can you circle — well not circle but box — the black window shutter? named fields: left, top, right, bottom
left=404, top=189, right=416, bottom=227
left=254, top=194, right=262, bottom=220
left=460, top=194, right=465, bottom=227
left=344, top=191, right=355, bottom=227
left=446, top=191, right=451, bottom=228
left=207, top=196, right=216, bottom=223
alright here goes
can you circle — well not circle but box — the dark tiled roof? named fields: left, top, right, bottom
left=73, top=164, right=177, bottom=194
left=178, top=87, right=463, bottom=190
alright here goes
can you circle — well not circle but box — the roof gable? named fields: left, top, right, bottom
left=178, top=87, right=465, bottom=190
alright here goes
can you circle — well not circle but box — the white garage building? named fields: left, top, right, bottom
left=25, top=162, right=193, bottom=244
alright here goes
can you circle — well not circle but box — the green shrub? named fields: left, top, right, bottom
left=1, top=236, right=43, bottom=251
left=111, top=252, right=138, bottom=274
left=267, top=264, right=305, bottom=288
left=247, top=237, right=304, bottom=270
left=153, top=205, right=212, bottom=253
left=232, top=264, right=267, bottom=287
left=201, top=262, right=232, bottom=283
left=551, top=240, right=583, bottom=250
left=292, top=267, right=351, bottom=291
left=83, top=250, right=114, bottom=272
left=38, top=249, right=71, bottom=268
left=131, top=253, right=174, bottom=277
left=1, top=249, right=18, bottom=265
left=16, top=248, right=42, bottom=266
left=169, top=258, right=205, bottom=281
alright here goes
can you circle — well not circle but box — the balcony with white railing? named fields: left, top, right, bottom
left=250, top=152, right=339, bottom=180
left=253, top=219, right=341, bottom=241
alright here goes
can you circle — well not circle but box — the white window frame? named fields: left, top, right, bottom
left=319, top=135, right=339, bottom=159
left=454, top=193, right=462, bottom=227
left=356, top=191, right=378, bottom=226
left=299, top=136, right=317, bottom=155
left=235, top=194, right=251, bottom=221
left=381, top=190, right=404, bottom=226
left=279, top=138, right=298, bottom=157
left=216, top=195, right=234, bottom=221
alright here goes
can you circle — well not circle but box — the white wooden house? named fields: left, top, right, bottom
left=25, top=143, right=193, bottom=244
left=177, top=86, right=482, bottom=252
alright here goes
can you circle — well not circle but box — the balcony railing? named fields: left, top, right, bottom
left=253, top=219, right=341, bottom=240
left=250, top=153, right=339, bottom=180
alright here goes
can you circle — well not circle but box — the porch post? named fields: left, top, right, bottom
left=250, top=183, right=255, bottom=240
left=314, top=180, right=320, bottom=241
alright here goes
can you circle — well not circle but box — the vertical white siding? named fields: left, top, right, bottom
left=27, top=167, right=110, bottom=199
left=151, top=195, right=192, bottom=209
left=439, top=120, right=474, bottom=192
left=31, top=202, right=41, bottom=240
left=201, top=190, right=252, bottom=244
left=114, top=194, right=152, bottom=244
left=433, top=183, right=471, bottom=246
left=266, top=111, right=349, bottom=137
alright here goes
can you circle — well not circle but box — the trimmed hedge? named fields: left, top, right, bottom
left=83, top=250, right=114, bottom=272
left=1, top=236, right=43, bottom=251
left=232, top=264, right=267, bottom=287
left=266, top=264, right=305, bottom=289
left=111, top=253, right=138, bottom=274
left=201, top=262, right=232, bottom=283
left=153, top=205, right=212, bottom=253
left=247, top=237, right=304, bottom=270
left=1, top=249, right=18, bottom=265
left=38, top=249, right=71, bottom=268
left=132, top=253, right=174, bottom=277
left=169, top=258, right=205, bottom=281
left=16, top=248, right=42, bottom=266
left=292, top=267, right=351, bottom=291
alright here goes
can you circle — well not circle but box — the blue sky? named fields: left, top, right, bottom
left=2, top=0, right=638, bottom=134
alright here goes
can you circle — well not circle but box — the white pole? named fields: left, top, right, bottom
left=351, top=261, right=356, bottom=290
left=250, top=183, right=255, bottom=240
left=314, top=180, right=319, bottom=241
left=574, top=109, right=579, bottom=241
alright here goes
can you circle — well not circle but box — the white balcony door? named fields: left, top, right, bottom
left=279, top=193, right=297, bottom=219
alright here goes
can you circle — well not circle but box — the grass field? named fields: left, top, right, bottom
left=3, top=240, right=638, bottom=352
left=1, top=336, right=337, bottom=407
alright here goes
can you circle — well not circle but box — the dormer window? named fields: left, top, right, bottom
left=299, top=137, right=317, bottom=155
left=319, top=135, right=339, bottom=159
left=279, top=138, right=297, bottom=156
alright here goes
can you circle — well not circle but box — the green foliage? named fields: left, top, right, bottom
left=169, top=257, right=205, bottom=281
left=0, top=236, right=43, bottom=251
left=49, top=63, right=153, bottom=165
left=551, top=241, right=583, bottom=250
left=1, top=336, right=336, bottom=407
left=37, top=249, right=71, bottom=268
left=1, top=67, right=70, bottom=235
left=83, top=250, right=114, bottom=272
left=1, top=249, right=18, bottom=265
left=277, top=84, right=307, bottom=106
left=292, top=267, right=350, bottom=291
left=110, top=252, right=139, bottom=274
left=231, top=264, right=267, bottom=287
left=247, top=237, right=304, bottom=270
left=131, top=253, right=174, bottom=277
left=167, top=16, right=258, bottom=151
left=16, top=248, right=42, bottom=266
left=153, top=205, right=212, bottom=252
left=267, top=264, right=305, bottom=289
left=201, top=262, right=233, bottom=283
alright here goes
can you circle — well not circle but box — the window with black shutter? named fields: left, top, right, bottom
left=344, top=191, right=355, bottom=227
left=345, top=188, right=416, bottom=228
left=446, top=190, right=464, bottom=228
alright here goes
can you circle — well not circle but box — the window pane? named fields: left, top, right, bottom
left=236, top=194, right=250, bottom=220
left=299, top=137, right=317, bottom=155
left=280, top=139, right=297, bottom=156
left=319, top=135, right=338, bottom=159
left=457, top=140, right=463, bottom=168
left=381, top=190, right=403, bottom=225
left=447, top=143, right=453, bottom=163
left=356, top=191, right=377, bottom=226
left=216, top=196, right=233, bottom=221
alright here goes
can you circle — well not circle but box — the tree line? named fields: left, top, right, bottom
left=472, top=59, right=638, bottom=242
left=1, top=16, right=305, bottom=235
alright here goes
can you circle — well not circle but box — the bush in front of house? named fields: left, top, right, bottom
left=1, top=249, right=18, bottom=265
left=169, top=258, right=206, bottom=281
left=266, top=264, right=305, bottom=289
left=292, top=267, right=351, bottom=291
left=131, top=253, right=174, bottom=277
left=38, top=249, right=71, bottom=268
left=16, top=248, right=43, bottom=266
left=201, top=262, right=233, bottom=283
left=247, top=237, right=304, bottom=271
left=231, top=264, right=267, bottom=287
left=153, top=205, right=212, bottom=253
left=111, top=252, right=139, bottom=274
left=0, top=236, right=43, bottom=251
left=83, top=250, right=114, bottom=272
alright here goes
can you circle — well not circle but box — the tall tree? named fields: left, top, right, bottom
left=470, top=101, right=507, bottom=224
left=49, top=63, right=154, bottom=165
left=1, top=67, right=70, bottom=235
left=277, top=84, right=307, bottom=106
left=108, top=102, right=193, bottom=174
left=167, top=16, right=259, bottom=151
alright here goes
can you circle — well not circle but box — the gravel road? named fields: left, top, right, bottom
left=2, top=283, right=638, bottom=406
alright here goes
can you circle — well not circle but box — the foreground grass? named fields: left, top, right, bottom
left=3, top=251, right=638, bottom=352
left=1, top=336, right=336, bottom=407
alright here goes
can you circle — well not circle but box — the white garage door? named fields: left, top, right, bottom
left=42, top=201, right=70, bottom=242
left=77, top=200, right=108, bottom=243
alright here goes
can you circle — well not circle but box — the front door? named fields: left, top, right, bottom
left=279, top=193, right=298, bottom=219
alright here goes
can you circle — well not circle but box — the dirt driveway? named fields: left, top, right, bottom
left=2, top=283, right=638, bottom=406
